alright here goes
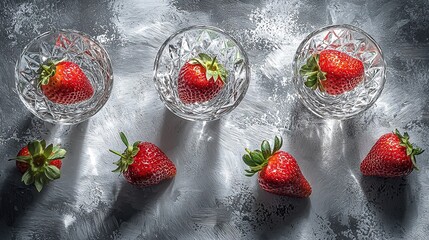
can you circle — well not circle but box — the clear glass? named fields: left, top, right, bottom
left=293, top=24, right=386, bottom=119
left=153, top=25, right=250, bottom=121
left=15, top=29, right=113, bottom=124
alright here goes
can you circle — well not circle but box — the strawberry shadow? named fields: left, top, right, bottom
left=77, top=109, right=192, bottom=238
left=0, top=121, right=89, bottom=238
left=360, top=175, right=414, bottom=231
left=0, top=167, right=38, bottom=227
left=92, top=178, right=175, bottom=239
left=0, top=116, right=47, bottom=228
left=246, top=188, right=311, bottom=238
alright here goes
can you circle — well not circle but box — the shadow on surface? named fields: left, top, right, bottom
left=0, top=167, right=39, bottom=227
left=92, top=177, right=175, bottom=240
left=0, top=116, right=49, bottom=227
left=157, top=108, right=192, bottom=153
left=360, top=175, right=411, bottom=228
left=254, top=188, right=311, bottom=239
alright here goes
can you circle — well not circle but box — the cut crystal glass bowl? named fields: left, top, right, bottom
left=15, top=29, right=113, bottom=124
left=153, top=26, right=250, bottom=121
left=293, top=24, right=386, bottom=119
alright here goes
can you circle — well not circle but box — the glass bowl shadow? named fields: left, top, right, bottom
left=153, top=25, right=250, bottom=121
left=15, top=29, right=113, bottom=124
left=293, top=24, right=386, bottom=120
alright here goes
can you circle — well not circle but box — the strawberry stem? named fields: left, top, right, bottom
left=243, top=136, right=283, bottom=177
left=110, top=132, right=141, bottom=173
left=209, top=56, right=217, bottom=70
left=300, top=54, right=327, bottom=91
left=13, top=140, right=66, bottom=192
left=38, top=59, right=65, bottom=86
left=188, top=53, right=228, bottom=83
left=394, top=129, right=424, bottom=170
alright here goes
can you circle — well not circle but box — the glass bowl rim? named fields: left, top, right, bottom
left=152, top=25, right=251, bottom=121
left=14, top=28, right=114, bottom=125
left=292, top=24, right=387, bottom=120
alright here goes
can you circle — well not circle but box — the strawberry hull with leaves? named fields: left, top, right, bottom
left=243, top=136, right=312, bottom=198
left=360, top=129, right=424, bottom=177
left=300, top=49, right=364, bottom=95
left=39, top=60, right=94, bottom=105
left=178, top=53, right=228, bottom=104
left=110, top=132, right=176, bottom=187
left=12, top=140, right=67, bottom=192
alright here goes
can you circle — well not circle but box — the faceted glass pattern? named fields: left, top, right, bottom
left=15, top=30, right=113, bottom=124
left=293, top=25, right=386, bottom=119
left=153, top=26, right=250, bottom=121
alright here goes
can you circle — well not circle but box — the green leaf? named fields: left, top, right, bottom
left=34, top=141, right=43, bottom=155
left=273, top=136, right=282, bottom=153
left=109, top=149, right=126, bottom=158
left=318, top=71, right=326, bottom=80
left=112, top=166, right=122, bottom=173
left=404, top=132, right=410, bottom=140
left=49, top=148, right=66, bottom=160
left=304, top=80, right=317, bottom=88
left=414, top=148, right=424, bottom=155
left=40, top=140, right=46, bottom=149
left=302, top=71, right=318, bottom=77
left=120, top=132, right=129, bottom=147
left=133, top=141, right=141, bottom=148
left=243, top=154, right=256, bottom=167
left=406, top=147, right=412, bottom=156
left=22, top=170, right=34, bottom=185
left=250, top=151, right=265, bottom=164
left=45, top=165, right=61, bottom=180
left=261, top=140, right=271, bottom=159
left=14, top=156, right=32, bottom=163
left=34, top=177, right=43, bottom=192
left=244, top=169, right=257, bottom=177
left=44, top=144, right=54, bottom=158
left=188, top=59, right=199, bottom=65
left=28, top=142, right=36, bottom=156
left=198, top=53, right=212, bottom=62
left=52, top=145, right=60, bottom=153
left=131, top=148, right=139, bottom=157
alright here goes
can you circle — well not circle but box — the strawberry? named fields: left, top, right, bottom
left=39, top=60, right=94, bottom=104
left=243, top=136, right=312, bottom=198
left=11, top=140, right=66, bottom=192
left=360, top=129, right=424, bottom=177
left=178, top=53, right=228, bottom=104
left=110, top=132, right=176, bottom=187
left=300, top=49, right=364, bottom=95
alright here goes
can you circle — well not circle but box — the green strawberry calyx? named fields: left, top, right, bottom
left=188, top=53, right=228, bottom=83
left=243, top=136, right=283, bottom=177
left=299, top=54, right=327, bottom=92
left=110, top=132, right=140, bottom=173
left=10, top=140, right=66, bottom=192
left=38, top=59, right=63, bottom=86
left=394, top=129, right=424, bottom=170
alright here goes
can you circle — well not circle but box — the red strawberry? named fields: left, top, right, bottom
left=243, top=136, right=312, bottom=198
left=110, top=132, right=176, bottom=187
left=360, top=129, right=424, bottom=177
left=300, top=49, right=364, bottom=95
left=39, top=60, right=94, bottom=104
left=12, top=140, right=66, bottom=192
left=178, top=53, right=228, bottom=104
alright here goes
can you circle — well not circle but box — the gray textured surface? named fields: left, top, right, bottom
left=1, top=0, right=429, bottom=239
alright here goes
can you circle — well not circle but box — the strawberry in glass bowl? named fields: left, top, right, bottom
left=153, top=26, right=250, bottom=121
left=293, top=24, right=386, bottom=119
left=15, top=29, right=113, bottom=124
